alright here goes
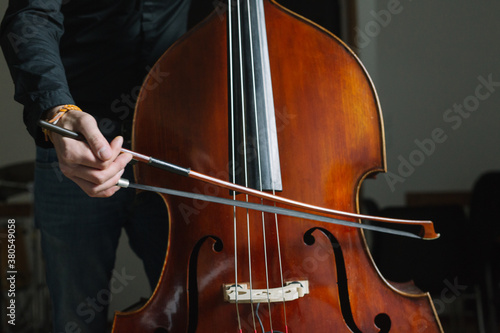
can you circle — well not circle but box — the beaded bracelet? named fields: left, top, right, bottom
left=42, top=104, right=82, bottom=141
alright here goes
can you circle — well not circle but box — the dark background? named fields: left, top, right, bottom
left=189, top=0, right=343, bottom=37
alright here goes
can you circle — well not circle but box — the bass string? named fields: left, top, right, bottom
left=233, top=0, right=276, bottom=331
left=238, top=0, right=287, bottom=331
left=232, top=0, right=262, bottom=331
left=245, top=0, right=276, bottom=331
left=245, top=0, right=290, bottom=331
left=230, top=0, right=290, bottom=330
left=235, top=0, right=258, bottom=330
left=227, top=1, right=244, bottom=331
left=248, top=0, right=289, bottom=328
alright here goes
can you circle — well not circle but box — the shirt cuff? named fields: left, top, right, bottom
left=23, top=90, right=75, bottom=147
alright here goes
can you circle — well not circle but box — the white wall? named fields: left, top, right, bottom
left=355, top=0, right=500, bottom=208
left=0, top=2, right=34, bottom=167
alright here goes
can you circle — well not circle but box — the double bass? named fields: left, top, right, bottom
left=112, top=0, right=443, bottom=331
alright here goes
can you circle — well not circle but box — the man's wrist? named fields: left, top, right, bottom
left=42, top=105, right=65, bottom=121
left=41, top=105, right=83, bottom=142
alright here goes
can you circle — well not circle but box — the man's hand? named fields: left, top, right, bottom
left=46, top=106, right=133, bottom=197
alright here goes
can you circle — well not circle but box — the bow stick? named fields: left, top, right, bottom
left=38, top=120, right=440, bottom=240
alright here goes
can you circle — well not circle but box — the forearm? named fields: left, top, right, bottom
left=0, top=0, right=74, bottom=144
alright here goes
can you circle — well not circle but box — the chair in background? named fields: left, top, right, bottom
left=469, top=171, right=500, bottom=333
left=364, top=201, right=484, bottom=332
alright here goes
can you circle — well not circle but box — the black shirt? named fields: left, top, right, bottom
left=1, top=0, right=191, bottom=146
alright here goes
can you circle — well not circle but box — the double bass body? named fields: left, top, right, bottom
left=112, top=1, right=443, bottom=331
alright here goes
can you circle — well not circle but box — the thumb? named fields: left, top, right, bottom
left=96, top=141, right=113, bottom=161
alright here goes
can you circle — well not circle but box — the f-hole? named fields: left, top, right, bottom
left=375, top=313, right=392, bottom=332
left=187, top=235, right=223, bottom=333
left=305, top=227, right=391, bottom=332
left=304, top=227, right=361, bottom=332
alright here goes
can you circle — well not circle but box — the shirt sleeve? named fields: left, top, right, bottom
left=0, top=0, right=75, bottom=146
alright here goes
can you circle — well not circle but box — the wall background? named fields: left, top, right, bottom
left=1, top=0, right=499, bottom=323
left=0, top=2, right=33, bottom=167
left=356, top=0, right=500, bottom=207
